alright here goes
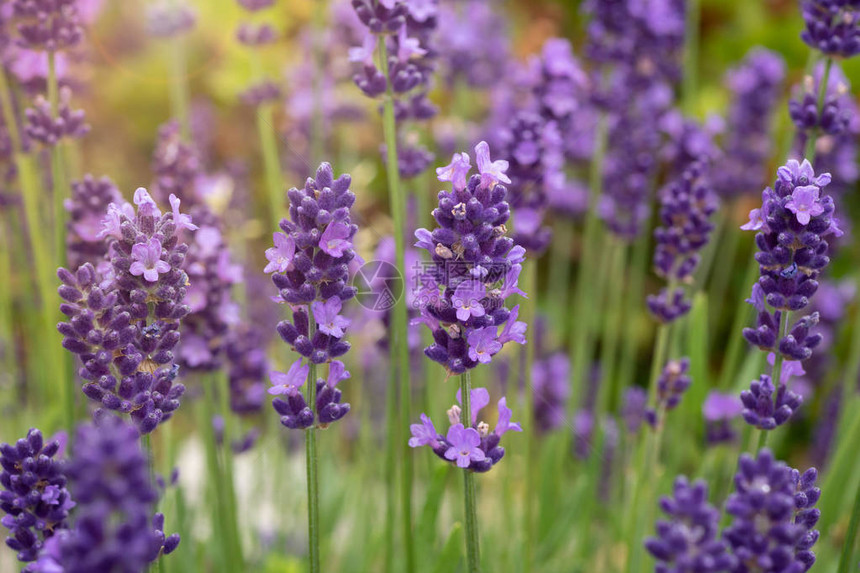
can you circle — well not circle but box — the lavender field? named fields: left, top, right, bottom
left=1, top=0, right=860, bottom=572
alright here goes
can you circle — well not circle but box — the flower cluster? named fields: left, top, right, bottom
left=0, top=429, right=73, bottom=564
left=800, top=0, right=860, bottom=58
left=225, top=324, right=269, bottom=415
left=409, top=387, right=521, bottom=473
left=645, top=358, right=691, bottom=427
left=740, top=373, right=804, bottom=431
left=714, top=48, right=786, bottom=198
left=702, top=391, right=743, bottom=445
left=790, top=61, right=855, bottom=163
left=723, top=449, right=820, bottom=572
left=146, top=0, right=196, bottom=38
left=12, top=0, right=83, bottom=51
left=413, top=142, right=528, bottom=374
left=33, top=416, right=179, bottom=572
left=24, top=87, right=89, bottom=147
left=494, top=111, right=560, bottom=254
left=648, top=160, right=717, bottom=322
left=532, top=352, right=570, bottom=434
left=235, top=0, right=281, bottom=106
left=266, top=163, right=358, bottom=430
left=741, top=159, right=839, bottom=363
left=645, top=477, right=735, bottom=573
left=64, top=175, right=122, bottom=270
left=350, top=0, right=437, bottom=178
left=436, top=0, right=509, bottom=89
left=57, top=188, right=193, bottom=434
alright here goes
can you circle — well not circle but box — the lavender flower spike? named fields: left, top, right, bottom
left=645, top=476, right=735, bottom=572
left=409, top=387, right=521, bottom=473
left=723, top=449, right=820, bottom=572
left=57, top=188, right=194, bottom=434
left=413, top=141, right=527, bottom=374
left=33, top=416, right=180, bottom=572
left=741, top=159, right=838, bottom=364
left=267, top=163, right=358, bottom=429
left=0, top=429, right=73, bottom=564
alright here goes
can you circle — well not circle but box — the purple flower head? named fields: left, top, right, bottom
left=0, top=429, right=72, bottom=564
left=312, top=297, right=351, bottom=338
left=264, top=232, right=296, bottom=274
left=146, top=0, right=196, bottom=38
left=532, top=352, right=569, bottom=433
left=740, top=374, right=803, bottom=431
left=475, top=140, right=511, bottom=189
left=409, top=387, right=518, bottom=472
left=269, top=163, right=357, bottom=429
left=742, top=160, right=835, bottom=367
left=497, top=304, right=527, bottom=345
left=13, top=0, right=83, bottom=51
left=467, top=327, right=502, bottom=364
left=724, top=449, right=820, bottom=571
left=444, top=424, right=485, bottom=468
left=790, top=61, right=854, bottom=140
left=414, top=144, right=528, bottom=374
left=24, top=87, right=89, bottom=147
left=645, top=477, right=735, bottom=572
left=703, top=392, right=743, bottom=422
left=801, top=0, right=860, bottom=58
left=409, top=414, right=439, bottom=448
left=320, top=220, right=353, bottom=257
left=65, top=175, right=123, bottom=269
left=785, top=185, right=825, bottom=225
left=436, top=152, right=472, bottom=190
left=169, top=194, right=198, bottom=232
left=42, top=416, right=178, bottom=571
left=268, top=360, right=309, bottom=397
left=646, top=358, right=691, bottom=425
left=130, top=238, right=170, bottom=282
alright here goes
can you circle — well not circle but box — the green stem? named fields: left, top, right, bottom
left=523, top=263, right=537, bottom=570
left=200, top=376, right=232, bottom=573
left=646, top=323, right=671, bottom=406
left=627, top=406, right=667, bottom=573
left=257, top=103, right=284, bottom=230
left=216, top=370, right=244, bottom=569
left=718, top=255, right=759, bottom=390
left=837, top=481, right=860, bottom=573
left=378, top=35, right=416, bottom=573
left=803, top=57, right=832, bottom=163
left=169, top=35, right=191, bottom=140
left=618, top=226, right=650, bottom=393
left=569, top=112, right=608, bottom=413
left=305, top=320, right=321, bottom=573
left=546, top=219, right=573, bottom=344
left=142, top=434, right=164, bottom=573
left=460, top=372, right=480, bottom=573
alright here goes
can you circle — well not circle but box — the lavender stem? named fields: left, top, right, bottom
left=804, top=56, right=832, bottom=163
left=460, top=371, right=480, bottom=573
left=305, top=319, right=321, bottom=573
left=377, top=34, right=416, bottom=573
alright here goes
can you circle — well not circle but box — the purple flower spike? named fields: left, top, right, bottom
left=57, top=187, right=192, bottom=434
left=740, top=374, right=803, bottom=431
left=409, top=387, right=519, bottom=472
left=724, top=449, right=820, bottom=571
left=414, top=144, right=527, bottom=374
left=0, top=429, right=73, bottom=564
left=742, top=159, right=837, bottom=366
left=800, top=0, right=860, bottom=58
left=269, top=163, right=357, bottom=430
left=645, top=477, right=735, bottom=572
left=444, top=424, right=486, bottom=468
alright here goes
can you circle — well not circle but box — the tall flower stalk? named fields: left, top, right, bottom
left=265, top=163, right=357, bottom=573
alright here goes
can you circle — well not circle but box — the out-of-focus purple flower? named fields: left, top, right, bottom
left=532, top=353, right=570, bottom=434
left=409, top=387, right=520, bottom=472
left=715, top=48, right=786, bottom=199
left=723, top=449, right=820, bottom=571
left=0, top=429, right=72, bottom=564
left=645, top=358, right=691, bottom=426
left=13, top=0, right=82, bottom=51
left=648, top=160, right=717, bottom=322
left=236, top=22, right=277, bottom=46
left=237, top=0, right=274, bottom=11
left=413, top=142, right=527, bottom=374
left=151, top=120, right=200, bottom=203
left=621, top=386, right=648, bottom=433
left=64, top=175, right=122, bottom=269
left=146, top=0, right=196, bottom=38
left=24, top=87, right=89, bottom=147
left=791, top=61, right=854, bottom=141
left=645, top=477, right=735, bottom=572
left=800, top=0, right=860, bottom=58
left=38, top=416, right=179, bottom=571
left=703, top=391, right=743, bottom=445
left=436, top=0, right=509, bottom=89
left=239, top=80, right=282, bottom=107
